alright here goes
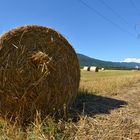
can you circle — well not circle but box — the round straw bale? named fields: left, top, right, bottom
left=0, top=25, right=80, bottom=124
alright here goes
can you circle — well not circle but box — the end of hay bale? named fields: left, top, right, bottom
left=0, top=25, right=80, bottom=124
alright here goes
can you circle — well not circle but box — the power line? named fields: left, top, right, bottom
left=129, top=0, right=140, bottom=17
left=77, top=0, right=137, bottom=39
left=99, top=0, right=138, bottom=36
left=99, top=0, right=132, bottom=27
left=129, top=0, right=140, bottom=38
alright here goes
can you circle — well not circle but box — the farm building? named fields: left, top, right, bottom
left=135, top=66, right=139, bottom=70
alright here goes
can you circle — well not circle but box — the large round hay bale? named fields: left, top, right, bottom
left=0, top=25, right=80, bottom=124
left=90, top=66, right=99, bottom=72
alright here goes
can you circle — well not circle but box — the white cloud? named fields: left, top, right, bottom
left=122, top=58, right=140, bottom=63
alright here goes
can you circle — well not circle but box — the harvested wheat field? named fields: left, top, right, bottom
left=0, top=25, right=80, bottom=125
left=0, top=70, right=140, bottom=139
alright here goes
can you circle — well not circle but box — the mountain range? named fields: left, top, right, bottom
left=77, top=53, right=140, bottom=69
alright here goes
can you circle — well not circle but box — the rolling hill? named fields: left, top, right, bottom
left=77, top=53, right=140, bottom=69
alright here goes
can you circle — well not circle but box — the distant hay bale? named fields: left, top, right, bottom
left=90, top=66, right=99, bottom=72
left=0, top=25, right=80, bottom=124
left=83, top=66, right=90, bottom=71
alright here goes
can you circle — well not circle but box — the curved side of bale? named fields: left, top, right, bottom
left=90, top=66, right=99, bottom=72
left=0, top=25, right=80, bottom=124
left=83, top=66, right=90, bottom=71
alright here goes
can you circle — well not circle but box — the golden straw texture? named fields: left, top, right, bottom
left=0, top=25, right=80, bottom=124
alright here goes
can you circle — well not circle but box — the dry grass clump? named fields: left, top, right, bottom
left=0, top=25, right=80, bottom=124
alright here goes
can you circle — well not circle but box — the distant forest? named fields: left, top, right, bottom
left=77, top=53, right=140, bottom=70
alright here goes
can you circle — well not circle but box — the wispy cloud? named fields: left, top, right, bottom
left=122, top=58, right=140, bottom=63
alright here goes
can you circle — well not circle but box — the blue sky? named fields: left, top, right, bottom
left=0, top=0, right=140, bottom=62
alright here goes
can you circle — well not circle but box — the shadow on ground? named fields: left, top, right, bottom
left=70, top=90, right=127, bottom=120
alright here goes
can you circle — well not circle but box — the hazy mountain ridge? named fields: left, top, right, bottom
left=77, top=53, right=140, bottom=68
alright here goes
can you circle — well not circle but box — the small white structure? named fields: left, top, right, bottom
left=90, top=66, right=99, bottom=72
left=135, top=66, right=139, bottom=70
left=83, top=66, right=90, bottom=71
left=101, top=68, right=105, bottom=71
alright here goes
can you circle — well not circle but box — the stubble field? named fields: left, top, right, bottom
left=1, top=70, right=140, bottom=140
